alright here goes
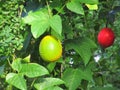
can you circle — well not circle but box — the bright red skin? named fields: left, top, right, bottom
left=97, top=28, right=115, bottom=48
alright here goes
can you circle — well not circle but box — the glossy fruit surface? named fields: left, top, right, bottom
left=39, top=35, right=62, bottom=62
left=97, top=28, right=115, bottom=48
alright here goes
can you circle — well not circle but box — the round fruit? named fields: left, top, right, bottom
left=97, top=28, right=115, bottom=48
left=39, top=35, right=62, bottom=62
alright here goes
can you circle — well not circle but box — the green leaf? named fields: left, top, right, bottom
left=50, top=0, right=65, bottom=14
left=62, top=68, right=82, bottom=90
left=62, top=68, right=93, bottom=90
left=31, top=20, right=49, bottom=38
left=62, top=20, right=73, bottom=39
left=23, top=9, right=49, bottom=25
left=79, top=68, right=93, bottom=81
left=65, top=37, right=96, bottom=65
left=11, top=58, right=22, bottom=72
left=12, top=58, right=49, bottom=77
left=90, top=86, right=118, bottom=90
left=47, top=62, right=56, bottom=73
left=6, top=73, right=27, bottom=90
left=44, top=86, right=63, bottom=90
left=20, top=63, right=49, bottom=78
left=49, top=15, right=62, bottom=35
left=22, top=31, right=32, bottom=51
left=66, top=1, right=84, bottom=15
left=0, top=65, right=5, bottom=75
left=78, top=0, right=98, bottom=4
left=34, top=77, right=65, bottom=90
left=23, top=9, right=62, bottom=38
left=23, top=9, right=49, bottom=38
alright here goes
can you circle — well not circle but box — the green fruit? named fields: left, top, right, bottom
left=39, top=35, right=62, bottom=62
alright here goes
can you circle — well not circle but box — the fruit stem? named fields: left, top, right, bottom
left=60, top=64, right=64, bottom=77
left=101, top=47, right=105, bottom=53
left=100, top=47, right=106, bottom=58
left=106, top=19, right=108, bottom=28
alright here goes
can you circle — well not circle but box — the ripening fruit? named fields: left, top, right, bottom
left=97, top=28, right=115, bottom=48
left=39, top=35, right=62, bottom=62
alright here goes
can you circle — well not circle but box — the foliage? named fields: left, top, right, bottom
left=0, top=0, right=25, bottom=56
left=0, top=0, right=25, bottom=89
left=1, top=0, right=120, bottom=90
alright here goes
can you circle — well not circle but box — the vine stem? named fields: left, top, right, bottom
left=46, top=0, right=52, bottom=18
left=30, top=78, right=37, bottom=90
left=56, top=2, right=66, bottom=15
left=7, top=54, right=16, bottom=68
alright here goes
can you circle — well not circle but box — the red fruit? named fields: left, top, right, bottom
left=97, top=28, right=115, bottom=48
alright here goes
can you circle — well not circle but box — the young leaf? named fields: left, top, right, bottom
left=34, top=77, right=65, bottom=90
left=66, top=1, right=84, bottom=15
left=49, top=15, right=62, bottom=35
left=65, top=37, right=97, bottom=65
left=23, top=55, right=30, bottom=63
left=20, top=63, right=49, bottom=78
left=6, top=73, right=27, bottom=90
left=86, top=4, right=98, bottom=10
left=62, top=68, right=82, bottom=90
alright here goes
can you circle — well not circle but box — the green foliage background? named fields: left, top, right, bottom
left=0, top=0, right=25, bottom=60
left=0, top=0, right=25, bottom=89
left=0, top=0, right=120, bottom=90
